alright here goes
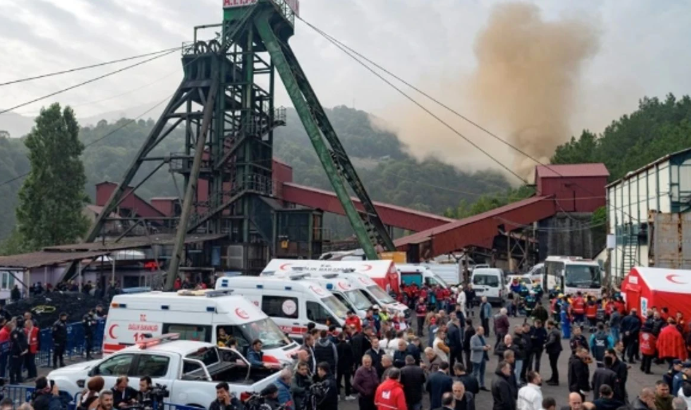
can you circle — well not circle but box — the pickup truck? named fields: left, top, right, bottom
left=47, top=336, right=282, bottom=407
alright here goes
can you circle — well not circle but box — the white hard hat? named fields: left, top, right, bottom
left=372, top=304, right=380, bottom=310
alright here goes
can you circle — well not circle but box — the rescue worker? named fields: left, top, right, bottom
left=415, top=297, right=427, bottom=337
left=51, top=312, right=68, bottom=369
left=83, top=309, right=97, bottom=360
left=585, top=297, right=599, bottom=333
left=639, top=322, right=657, bottom=375
left=570, top=326, right=588, bottom=353
left=524, top=291, right=537, bottom=318
left=23, top=317, right=39, bottom=379
left=560, top=304, right=571, bottom=340
left=9, top=317, right=27, bottom=384
left=589, top=322, right=613, bottom=368
left=572, top=292, right=586, bottom=329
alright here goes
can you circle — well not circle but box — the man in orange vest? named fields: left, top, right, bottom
left=24, top=319, right=39, bottom=379
left=572, top=292, right=586, bottom=330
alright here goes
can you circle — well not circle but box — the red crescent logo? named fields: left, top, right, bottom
left=279, top=263, right=292, bottom=271
left=338, top=282, right=349, bottom=290
left=310, top=286, right=324, bottom=296
left=666, top=274, right=686, bottom=284
left=361, top=264, right=373, bottom=272
left=108, top=324, right=118, bottom=339
left=235, top=308, right=250, bottom=319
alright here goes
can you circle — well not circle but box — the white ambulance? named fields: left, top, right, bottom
left=103, top=290, right=299, bottom=365
left=262, top=271, right=372, bottom=319
left=215, top=275, right=348, bottom=340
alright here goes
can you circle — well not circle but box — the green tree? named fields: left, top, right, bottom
left=16, top=103, right=89, bottom=250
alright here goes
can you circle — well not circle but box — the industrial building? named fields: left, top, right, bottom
left=607, top=148, right=691, bottom=281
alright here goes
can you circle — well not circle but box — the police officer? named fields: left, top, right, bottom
left=52, top=312, right=68, bottom=369
left=9, top=317, right=27, bottom=384
left=83, top=309, right=97, bottom=360
left=589, top=322, right=613, bottom=368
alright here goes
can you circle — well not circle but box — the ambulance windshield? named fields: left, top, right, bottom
left=367, top=285, right=395, bottom=304
left=345, top=289, right=372, bottom=310
left=219, top=318, right=292, bottom=350
left=321, top=295, right=349, bottom=320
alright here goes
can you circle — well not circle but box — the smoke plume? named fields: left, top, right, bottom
left=380, top=2, right=600, bottom=181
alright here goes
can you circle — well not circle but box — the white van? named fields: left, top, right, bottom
left=262, top=271, right=372, bottom=319
left=396, top=264, right=450, bottom=289
left=471, top=268, right=506, bottom=305
left=103, top=290, right=299, bottom=365
left=215, top=275, right=348, bottom=339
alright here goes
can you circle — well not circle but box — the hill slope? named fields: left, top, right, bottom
left=0, top=106, right=511, bottom=242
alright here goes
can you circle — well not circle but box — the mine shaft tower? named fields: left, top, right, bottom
left=78, top=0, right=394, bottom=287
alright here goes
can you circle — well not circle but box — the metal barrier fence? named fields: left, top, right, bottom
left=0, top=319, right=106, bottom=376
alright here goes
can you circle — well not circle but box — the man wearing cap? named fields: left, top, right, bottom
left=621, top=308, right=641, bottom=363
left=674, top=362, right=691, bottom=396
left=51, top=312, right=68, bottom=369
left=665, top=360, right=684, bottom=393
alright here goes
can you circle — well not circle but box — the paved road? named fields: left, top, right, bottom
left=29, top=312, right=663, bottom=410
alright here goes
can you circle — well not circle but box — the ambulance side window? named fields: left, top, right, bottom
left=306, top=301, right=336, bottom=326
left=162, top=324, right=211, bottom=343
left=262, top=296, right=299, bottom=319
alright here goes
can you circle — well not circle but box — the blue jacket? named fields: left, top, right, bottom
left=673, top=372, right=684, bottom=396
left=275, top=378, right=294, bottom=410
left=247, top=350, right=263, bottom=367
left=481, top=302, right=492, bottom=320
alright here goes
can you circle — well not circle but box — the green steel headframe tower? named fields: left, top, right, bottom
left=76, top=0, right=394, bottom=287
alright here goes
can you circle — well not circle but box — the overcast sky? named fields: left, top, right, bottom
left=2, top=0, right=691, bottom=175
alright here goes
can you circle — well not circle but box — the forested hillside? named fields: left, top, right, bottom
left=552, top=94, right=691, bottom=180
left=0, top=106, right=511, bottom=242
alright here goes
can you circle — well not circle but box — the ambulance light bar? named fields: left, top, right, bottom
left=321, top=273, right=339, bottom=279
left=137, top=333, right=180, bottom=349
left=289, top=273, right=310, bottom=280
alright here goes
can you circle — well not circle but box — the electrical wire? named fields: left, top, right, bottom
left=0, top=49, right=178, bottom=115
left=0, top=47, right=182, bottom=87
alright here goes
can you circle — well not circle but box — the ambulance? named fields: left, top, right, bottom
left=102, top=290, right=299, bottom=365
left=261, top=259, right=410, bottom=319
left=261, top=271, right=373, bottom=319
left=215, top=275, right=348, bottom=340
left=268, top=259, right=401, bottom=294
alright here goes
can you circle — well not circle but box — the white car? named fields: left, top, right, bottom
left=48, top=335, right=281, bottom=408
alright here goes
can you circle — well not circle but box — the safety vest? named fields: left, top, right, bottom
left=572, top=297, right=585, bottom=314
left=586, top=303, right=598, bottom=318
left=24, top=326, right=39, bottom=354
left=639, top=331, right=657, bottom=356
left=592, top=331, right=608, bottom=361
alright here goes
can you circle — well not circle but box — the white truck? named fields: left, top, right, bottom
left=48, top=334, right=281, bottom=408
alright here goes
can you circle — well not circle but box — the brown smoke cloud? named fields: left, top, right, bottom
left=377, top=2, right=600, bottom=181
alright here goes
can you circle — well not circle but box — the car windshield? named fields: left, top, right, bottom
left=321, top=295, right=349, bottom=320
left=565, top=265, right=601, bottom=288
left=428, top=274, right=448, bottom=288
left=367, top=285, right=395, bottom=304
left=345, top=289, right=371, bottom=310
left=233, top=318, right=292, bottom=350
left=186, top=346, right=220, bottom=366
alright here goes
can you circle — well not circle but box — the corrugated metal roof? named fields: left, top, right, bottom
left=395, top=195, right=550, bottom=247
left=535, top=163, right=609, bottom=178
left=0, top=250, right=111, bottom=269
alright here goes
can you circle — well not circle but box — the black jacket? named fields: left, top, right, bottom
left=491, top=370, right=517, bottom=410
left=632, top=397, right=654, bottom=410
left=593, top=397, right=625, bottom=410
left=406, top=343, right=421, bottom=365
left=427, top=371, right=454, bottom=410
left=32, top=392, right=62, bottom=410
left=366, top=347, right=385, bottom=378
left=609, top=358, right=628, bottom=401
left=291, top=372, right=312, bottom=410
left=351, top=332, right=371, bottom=365
left=393, top=350, right=407, bottom=368
left=336, top=339, right=354, bottom=372
left=621, top=315, right=642, bottom=336
left=456, top=373, right=480, bottom=395
left=447, top=323, right=462, bottom=349
left=567, top=354, right=590, bottom=394
left=313, top=338, right=338, bottom=373
left=454, top=392, right=476, bottom=410
left=10, top=328, right=27, bottom=356
left=112, top=387, right=138, bottom=408
left=512, top=334, right=527, bottom=360
left=52, top=319, right=67, bottom=345
left=545, top=328, right=562, bottom=354
left=592, top=367, right=618, bottom=399
left=463, top=327, right=476, bottom=353
left=531, top=327, right=547, bottom=351
left=208, top=397, right=243, bottom=410
left=401, top=364, right=427, bottom=405
left=83, top=314, right=97, bottom=338
left=313, top=374, right=338, bottom=410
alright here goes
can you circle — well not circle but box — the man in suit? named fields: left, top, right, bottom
left=470, top=326, right=492, bottom=391
left=112, top=376, right=138, bottom=408
left=428, top=362, right=454, bottom=410
left=437, top=392, right=456, bottom=410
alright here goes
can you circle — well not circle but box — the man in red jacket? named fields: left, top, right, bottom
left=374, top=367, right=407, bottom=410
left=346, top=310, right=362, bottom=333
left=657, top=318, right=687, bottom=363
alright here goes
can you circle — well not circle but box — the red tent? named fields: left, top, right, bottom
left=621, top=267, right=691, bottom=320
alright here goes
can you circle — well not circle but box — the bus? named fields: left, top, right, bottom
left=543, top=256, right=602, bottom=296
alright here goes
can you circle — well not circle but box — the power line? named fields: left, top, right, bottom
left=0, top=95, right=173, bottom=189
left=0, top=47, right=181, bottom=87
left=293, top=19, right=528, bottom=185
left=0, top=49, right=178, bottom=116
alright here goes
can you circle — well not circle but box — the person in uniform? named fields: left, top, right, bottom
left=9, top=317, right=27, bottom=384
left=83, top=309, right=97, bottom=360
left=52, top=312, right=68, bottom=369
left=23, top=317, right=39, bottom=379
